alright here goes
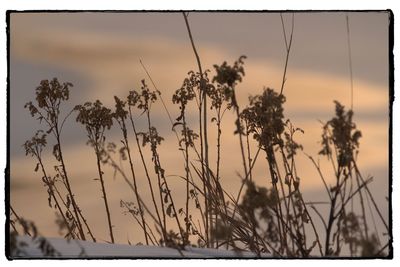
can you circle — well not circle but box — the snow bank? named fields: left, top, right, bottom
left=10, top=235, right=270, bottom=258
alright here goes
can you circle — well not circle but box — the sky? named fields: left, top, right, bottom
left=8, top=11, right=390, bottom=248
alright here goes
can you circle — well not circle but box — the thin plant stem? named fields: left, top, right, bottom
left=215, top=109, right=222, bottom=247
left=353, top=163, right=388, bottom=231
left=183, top=114, right=191, bottom=244
left=279, top=13, right=295, bottom=96
left=55, top=131, right=86, bottom=241
left=324, top=164, right=343, bottom=255
left=145, top=108, right=185, bottom=242
left=115, top=107, right=149, bottom=245
left=333, top=176, right=373, bottom=220
left=139, top=59, right=184, bottom=151
left=128, top=107, right=165, bottom=239
left=140, top=60, right=205, bottom=243
left=32, top=92, right=87, bottom=240
left=146, top=113, right=167, bottom=238
left=103, top=149, right=162, bottom=233
left=182, top=12, right=211, bottom=247
left=75, top=200, right=96, bottom=242
left=355, top=171, right=369, bottom=240
left=124, top=134, right=149, bottom=245
left=37, top=158, right=76, bottom=239
left=346, top=14, right=354, bottom=110
left=245, top=120, right=253, bottom=181
left=120, top=200, right=156, bottom=246
left=306, top=154, right=331, bottom=200
left=94, top=143, right=115, bottom=244
left=10, top=205, right=30, bottom=237
left=224, top=146, right=261, bottom=249
left=232, top=88, right=249, bottom=179
left=52, top=174, right=96, bottom=242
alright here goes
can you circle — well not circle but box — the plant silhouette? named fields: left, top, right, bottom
left=14, top=14, right=389, bottom=258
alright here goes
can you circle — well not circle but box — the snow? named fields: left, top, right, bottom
left=10, top=235, right=270, bottom=258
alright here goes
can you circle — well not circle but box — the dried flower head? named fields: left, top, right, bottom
left=127, top=80, right=158, bottom=112
left=113, top=96, right=128, bottom=120
left=24, top=78, right=73, bottom=133
left=241, top=88, right=286, bottom=149
left=212, top=55, right=246, bottom=87
left=75, top=100, right=113, bottom=146
left=211, top=56, right=247, bottom=110
left=319, top=101, right=362, bottom=167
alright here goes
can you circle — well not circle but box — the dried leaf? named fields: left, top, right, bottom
left=166, top=203, right=174, bottom=218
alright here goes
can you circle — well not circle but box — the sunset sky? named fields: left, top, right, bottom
left=9, top=11, right=390, bottom=244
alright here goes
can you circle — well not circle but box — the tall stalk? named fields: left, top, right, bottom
left=130, top=80, right=184, bottom=243
left=231, top=86, right=248, bottom=178
left=182, top=12, right=211, bottom=247
left=114, top=96, right=149, bottom=245
left=144, top=109, right=184, bottom=243
left=55, top=130, right=86, bottom=241
left=279, top=13, right=294, bottom=96
left=317, top=101, right=387, bottom=256
left=24, top=78, right=88, bottom=241
left=126, top=98, right=165, bottom=241
left=172, top=75, right=198, bottom=244
left=75, top=100, right=115, bottom=243
left=95, top=143, right=114, bottom=243
left=23, top=131, right=77, bottom=240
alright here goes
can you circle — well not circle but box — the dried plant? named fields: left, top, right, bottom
left=24, top=78, right=93, bottom=241
left=23, top=131, right=77, bottom=240
left=172, top=74, right=199, bottom=244
left=128, top=80, right=184, bottom=244
left=19, top=71, right=388, bottom=258
left=16, top=14, right=389, bottom=259
left=312, top=101, right=388, bottom=256
left=113, top=96, right=149, bottom=244
left=75, top=100, right=115, bottom=243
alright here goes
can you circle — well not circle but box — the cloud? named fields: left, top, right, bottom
left=12, top=23, right=389, bottom=188
left=12, top=22, right=388, bottom=110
